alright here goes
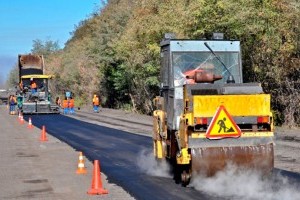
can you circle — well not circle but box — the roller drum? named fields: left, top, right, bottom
left=191, top=143, right=274, bottom=176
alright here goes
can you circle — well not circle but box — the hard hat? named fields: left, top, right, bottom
left=30, top=78, right=33, bottom=81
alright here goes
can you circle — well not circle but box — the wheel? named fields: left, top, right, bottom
left=181, top=170, right=191, bottom=186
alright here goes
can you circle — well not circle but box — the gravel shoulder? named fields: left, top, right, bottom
left=274, top=127, right=300, bottom=173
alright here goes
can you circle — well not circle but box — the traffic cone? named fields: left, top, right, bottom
left=27, top=118, right=33, bottom=129
left=76, top=152, right=87, bottom=174
left=40, top=126, right=48, bottom=141
left=19, top=115, right=24, bottom=124
left=87, top=160, right=108, bottom=195
left=18, top=112, right=22, bottom=121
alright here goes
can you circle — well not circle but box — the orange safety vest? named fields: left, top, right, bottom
left=31, top=82, right=37, bottom=89
left=93, top=96, right=100, bottom=106
left=69, top=99, right=74, bottom=108
left=62, top=100, right=68, bottom=108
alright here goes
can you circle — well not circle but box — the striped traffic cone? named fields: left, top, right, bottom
left=76, top=152, right=87, bottom=174
left=19, top=115, right=24, bottom=124
left=27, top=118, right=33, bottom=129
left=18, top=112, right=21, bottom=121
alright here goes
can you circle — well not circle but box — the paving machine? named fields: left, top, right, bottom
left=17, top=54, right=59, bottom=114
left=153, top=34, right=274, bottom=185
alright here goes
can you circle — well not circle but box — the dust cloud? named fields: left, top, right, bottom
left=191, top=164, right=300, bottom=200
left=136, top=149, right=171, bottom=178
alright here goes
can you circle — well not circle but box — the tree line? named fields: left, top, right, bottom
left=7, top=0, right=300, bottom=127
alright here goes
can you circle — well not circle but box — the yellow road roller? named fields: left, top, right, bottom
left=153, top=33, right=274, bottom=185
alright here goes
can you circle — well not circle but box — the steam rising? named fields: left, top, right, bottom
left=137, top=149, right=171, bottom=178
left=136, top=150, right=299, bottom=199
left=191, top=164, right=300, bottom=200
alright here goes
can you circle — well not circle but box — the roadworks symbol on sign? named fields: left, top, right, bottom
left=206, top=105, right=241, bottom=139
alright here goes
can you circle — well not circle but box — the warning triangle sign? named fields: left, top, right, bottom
left=206, top=105, right=241, bottom=139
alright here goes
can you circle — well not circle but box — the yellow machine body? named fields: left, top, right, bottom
left=178, top=89, right=273, bottom=176
left=191, top=94, right=271, bottom=117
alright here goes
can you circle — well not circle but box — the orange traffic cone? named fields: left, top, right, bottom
left=76, top=152, right=87, bottom=174
left=87, top=160, right=108, bottom=195
left=27, top=118, right=33, bottom=129
left=40, top=126, right=48, bottom=141
left=19, top=115, right=24, bottom=124
left=18, top=112, right=21, bottom=120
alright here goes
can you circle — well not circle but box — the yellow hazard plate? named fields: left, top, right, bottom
left=206, top=105, right=241, bottom=139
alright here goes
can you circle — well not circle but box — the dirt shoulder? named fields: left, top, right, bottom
left=274, top=127, right=300, bottom=174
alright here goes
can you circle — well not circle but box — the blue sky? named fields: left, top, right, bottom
left=0, top=0, right=101, bottom=85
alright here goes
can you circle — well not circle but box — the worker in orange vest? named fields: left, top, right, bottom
left=92, top=94, right=100, bottom=113
left=9, top=95, right=17, bottom=115
left=30, top=78, right=37, bottom=93
left=62, top=97, right=69, bottom=114
left=69, top=97, right=75, bottom=114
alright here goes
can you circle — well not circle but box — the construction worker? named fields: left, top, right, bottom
left=30, top=78, right=37, bottom=93
left=9, top=95, right=16, bottom=115
left=19, top=80, right=23, bottom=91
left=62, top=97, right=69, bottom=114
left=48, top=90, right=52, bottom=101
left=69, top=97, right=75, bottom=114
left=92, top=94, right=100, bottom=113
left=55, top=96, right=61, bottom=107
left=16, top=94, right=23, bottom=115
left=55, top=96, right=63, bottom=113
left=8, top=95, right=12, bottom=114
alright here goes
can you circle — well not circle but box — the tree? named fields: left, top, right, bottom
left=6, top=65, right=18, bottom=88
left=31, top=39, right=61, bottom=58
left=0, top=74, right=5, bottom=88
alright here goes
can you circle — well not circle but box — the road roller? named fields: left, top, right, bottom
left=152, top=33, right=274, bottom=186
